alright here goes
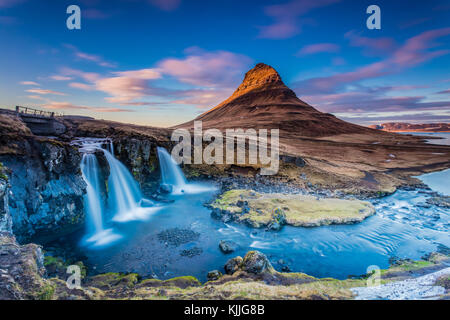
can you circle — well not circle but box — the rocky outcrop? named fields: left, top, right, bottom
left=0, top=117, right=86, bottom=242
left=0, top=166, right=12, bottom=233
left=0, top=232, right=47, bottom=299
left=210, top=189, right=375, bottom=229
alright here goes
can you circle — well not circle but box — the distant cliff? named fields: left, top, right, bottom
left=369, top=122, right=450, bottom=132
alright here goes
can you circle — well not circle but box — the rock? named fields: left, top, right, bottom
left=0, top=232, right=47, bottom=299
left=0, top=173, right=12, bottom=234
left=158, top=183, right=173, bottom=194
left=139, top=198, right=154, bottom=207
left=224, top=256, right=243, bottom=275
left=219, top=240, right=238, bottom=254
left=207, top=270, right=222, bottom=281
left=210, top=208, right=222, bottom=220
left=280, top=155, right=305, bottom=167
left=426, top=196, right=450, bottom=208
left=1, top=139, right=86, bottom=242
left=241, top=251, right=273, bottom=274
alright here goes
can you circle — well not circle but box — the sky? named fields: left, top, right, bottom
left=0, top=0, right=449, bottom=127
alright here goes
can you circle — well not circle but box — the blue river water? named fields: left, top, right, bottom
left=77, top=133, right=449, bottom=282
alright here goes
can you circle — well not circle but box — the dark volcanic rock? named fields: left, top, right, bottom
left=0, top=232, right=46, bottom=299
left=219, top=240, right=238, bottom=254
left=224, top=256, right=243, bottom=275
left=180, top=247, right=203, bottom=258
left=0, top=138, right=86, bottom=242
left=241, top=251, right=273, bottom=274
left=157, top=228, right=200, bottom=247
left=207, top=270, right=222, bottom=281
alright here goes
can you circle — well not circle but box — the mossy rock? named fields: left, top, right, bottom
left=210, top=189, right=375, bottom=228
left=88, top=272, right=139, bottom=290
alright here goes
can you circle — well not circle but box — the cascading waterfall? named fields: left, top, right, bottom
left=80, top=153, right=104, bottom=234
left=78, top=139, right=121, bottom=246
left=157, top=147, right=188, bottom=194
left=157, top=146, right=215, bottom=194
left=74, top=138, right=160, bottom=246
left=102, top=148, right=157, bottom=222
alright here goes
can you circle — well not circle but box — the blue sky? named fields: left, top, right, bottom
left=0, top=0, right=449, bottom=127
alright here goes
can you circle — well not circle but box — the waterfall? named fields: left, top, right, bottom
left=157, top=147, right=215, bottom=194
left=74, top=137, right=160, bottom=246
left=80, top=153, right=104, bottom=234
left=157, top=147, right=188, bottom=194
left=102, top=148, right=154, bottom=222
left=78, top=139, right=121, bottom=246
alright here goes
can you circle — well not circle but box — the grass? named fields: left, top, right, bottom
left=211, top=189, right=375, bottom=228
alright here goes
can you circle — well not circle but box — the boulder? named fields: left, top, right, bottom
left=241, top=251, right=273, bottom=274
left=207, top=270, right=222, bottom=281
left=219, top=240, right=238, bottom=254
left=158, top=183, right=173, bottom=194
left=224, top=256, right=243, bottom=275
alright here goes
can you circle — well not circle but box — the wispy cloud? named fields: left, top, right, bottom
left=157, top=47, right=252, bottom=87
left=26, top=88, right=66, bottom=96
left=69, top=82, right=95, bottom=91
left=296, top=43, right=340, bottom=56
left=295, top=28, right=450, bottom=94
left=50, top=75, right=73, bottom=81
left=19, top=81, right=39, bottom=86
left=42, top=101, right=131, bottom=113
left=64, top=44, right=116, bottom=68
left=344, top=31, right=397, bottom=56
left=258, top=0, right=340, bottom=39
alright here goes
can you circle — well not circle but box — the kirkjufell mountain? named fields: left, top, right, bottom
left=175, top=63, right=373, bottom=138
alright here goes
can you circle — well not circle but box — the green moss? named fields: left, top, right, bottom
left=210, top=189, right=375, bottom=228
left=163, top=276, right=201, bottom=288
left=89, top=272, right=140, bottom=289
left=35, top=283, right=56, bottom=300
left=0, top=162, right=8, bottom=181
left=44, top=256, right=65, bottom=268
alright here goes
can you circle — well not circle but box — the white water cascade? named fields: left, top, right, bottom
left=74, top=138, right=160, bottom=246
left=78, top=139, right=121, bottom=246
left=157, top=147, right=216, bottom=194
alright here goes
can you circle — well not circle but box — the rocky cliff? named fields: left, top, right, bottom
left=0, top=113, right=86, bottom=243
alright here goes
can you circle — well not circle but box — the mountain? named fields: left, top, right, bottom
left=369, top=122, right=450, bottom=133
left=174, top=63, right=374, bottom=138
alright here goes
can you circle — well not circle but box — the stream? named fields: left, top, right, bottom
left=51, top=135, right=449, bottom=282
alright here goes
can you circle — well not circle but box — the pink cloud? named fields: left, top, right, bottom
left=258, top=0, right=340, bottom=39
left=297, top=43, right=340, bottom=56
left=50, top=75, right=72, bottom=81
left=296, top=28, right=450, bottom=94
left=60, top=67, right=101, bottom=83
left=95, top=68, right=163, bottom=104
left=345, top=31, right=397, bottom=56
left=148, top=0, right=181, bottom=11
left=42, top=101, right=131, bottom=113
left=65, top=44, right=116, bottom=68
left=26, top=88, right=66, bottom=96
left=19, top=81, right=39, bottom=86
left=158, top=48, right=252, bottom=87
left=69, top=82, right=95, bottom=91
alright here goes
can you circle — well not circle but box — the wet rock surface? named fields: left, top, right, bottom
left=157, top=228, right=200, bottom=247
left=0, top=137, right=86, bottom=243
left=219, top=240, right=238, bottom=254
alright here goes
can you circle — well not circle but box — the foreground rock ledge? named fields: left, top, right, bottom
left=1, top=234, right=449, bottom=300
left=209, top=189, right=375, bottom=229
